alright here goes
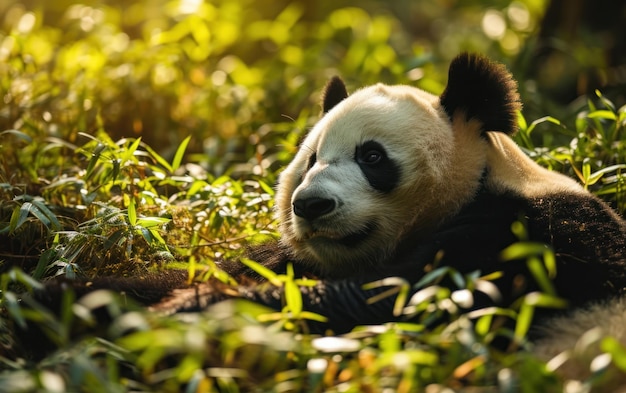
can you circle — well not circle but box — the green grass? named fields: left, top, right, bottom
left=1, top=1, right=626, bottom=392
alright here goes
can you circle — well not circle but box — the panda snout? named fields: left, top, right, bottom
left=293, top=197, right=336, bottom=221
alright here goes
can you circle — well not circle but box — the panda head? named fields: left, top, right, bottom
left=275, top=53, right=522, bottom=278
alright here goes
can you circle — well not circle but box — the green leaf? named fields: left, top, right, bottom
left=575, top=111, right=588, bottom=133
left=400, top=349, right=438, bottom=366
left=586, top=164, right=626, bottom=186
left=601, top=336, right=626, bottom=371
left=363, top=277, right=411, bottom=316
left=142, top=143, right=172, bottom=173
left=414, top=266, right=453, bottom=289
left=136, top=216, right=171, bottom=228
left=588, top=110, right=617, bottom=121
left=258, top=179, right=276, bottom=196
left=582, top=159, right=591, bottom=184
left=514, top=301, right=533, bottom=341
left=34, top=249, right=56, bottom=279
left=542, top=249, right=557, bottom=279
left=475, top=314, right=494, bottom=336
left=172, top=135, right=191, bottom=171
left=137, top=226, right=153, bottom=244
left=148, top=228, right=167, bottom=247
left=26, top=203, right=52, bottom=229
left=0, top=129, right=33, bottom=143
left=12, top=268, right=44, bottom=291
left=526, top=257, right=555, bottom=295
left=3, top=292, right=27, bottom=328
left=299, top=311, right=328, bottom=322
left=595, top=89, right=616, bottom=111
left=517, top=111, right=528, bottom=132
left=127, top=198, right=137, bottom=226
left=500, top=242, right=549, bottom=261
left=10, top=203, right=31, bottom=232
left=240, top=258, right=281, bottom=286
left=122, top=137, right=142, bottom=163
left=111, top=158, right=121, bottom=180
left=30, top=198, right=61, bottom=230
left=526, top=116, right=561, bottom=135
left=105, top=229, right=127, bottom=250
left=59, top=287, right=76, bottom=343
left=85, top=142, right=105, bottom=180
left=176, top=353, right=204, bottom=382
left=284, top=279, right=302, bottom=316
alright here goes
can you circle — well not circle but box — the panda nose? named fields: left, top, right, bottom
left=293, top=197, right=335, bottom=221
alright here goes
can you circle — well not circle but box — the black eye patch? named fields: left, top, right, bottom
left=307, top=152, right=317, bottom=170
left=355, top=141, right=400, bottom=193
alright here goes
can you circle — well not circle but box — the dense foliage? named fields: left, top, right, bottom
left=1, top=0, right=625, bottom=392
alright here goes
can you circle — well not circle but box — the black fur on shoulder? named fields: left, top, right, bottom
left=322, top=76, right=349, bottom=113
left=440, top=53, right=521, bottom=134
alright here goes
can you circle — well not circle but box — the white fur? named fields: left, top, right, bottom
left=485, top=132, right=584, bottom=197
left=533, top=298, right=626, bottom=391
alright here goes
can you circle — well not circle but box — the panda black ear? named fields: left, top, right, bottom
left=440, top=53, right=521, bottom=134
left=322, top=76, right=349, bottom=113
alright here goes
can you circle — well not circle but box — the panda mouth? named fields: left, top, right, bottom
left=304, top=222, right=377, bottom=246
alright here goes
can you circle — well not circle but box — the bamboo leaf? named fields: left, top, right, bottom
left=0, top=129, right=33, bottom=143
left=30, top=198, right=61, bottom=230
left=171, top=135, right=191, bottom=171
left=588, top=110, right=617, bottom=121
left=143, top=143, right=172, bottom=172
left=10, top=203, right=31, bottom=232
left=582, top=159, right=591, bottom=184
left=148, top=228, right=167, bottom=247
left=414, top=267, right=453, bottom=289
left=136, top=216, right=171, bottom=228
left=240, top=258, right=281, bottom=286
left=586, top=164, right=626, bottom=186
left=526, top=257, right=555, bottom=295
left=122, top=137, right=142, bottom=163
left=3, top=292, right=27, bottom=328
left=517, top=111, right=527, bottom=132
left=595, top=89, right=616, bottom=112
left=514, top=301, right=533, bottom=341
left=26, top=203, right=51, bottom=229
left=500, top=242, right=549, bottom=261
left=127, top=198, right=137, bottom=226
left=526, top=116, right=561, bottom=135
left=299, top=311, right=328, bottom=322
left=284, top=279, right=302, bottom=316
left=138, top=226, right=153, bottom=244
left=85, top=142, right=105, bottom=180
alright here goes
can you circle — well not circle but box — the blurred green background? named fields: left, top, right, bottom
left=1, top=4, right=625, bottom=388
left=1, top=0, right=624, bottom=176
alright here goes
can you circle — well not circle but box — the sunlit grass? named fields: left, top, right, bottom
left=1, top=1, right=626, bottom=391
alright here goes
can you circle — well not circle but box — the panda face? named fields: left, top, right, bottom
left=276, top=83, right=469, bottom=277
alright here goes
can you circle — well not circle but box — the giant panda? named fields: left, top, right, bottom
left=152, top=53, right=626, bottom=384
left=19, top=53, right=626, bottom=384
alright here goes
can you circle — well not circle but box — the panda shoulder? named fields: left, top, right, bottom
left=485, top=132, right=584, bottom=197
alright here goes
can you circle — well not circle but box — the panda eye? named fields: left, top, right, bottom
left=356, top=141, right=387, bottom=166
left=361, top=150, right=383, bottom=164
left=306, top=152, right=317, bottom=170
